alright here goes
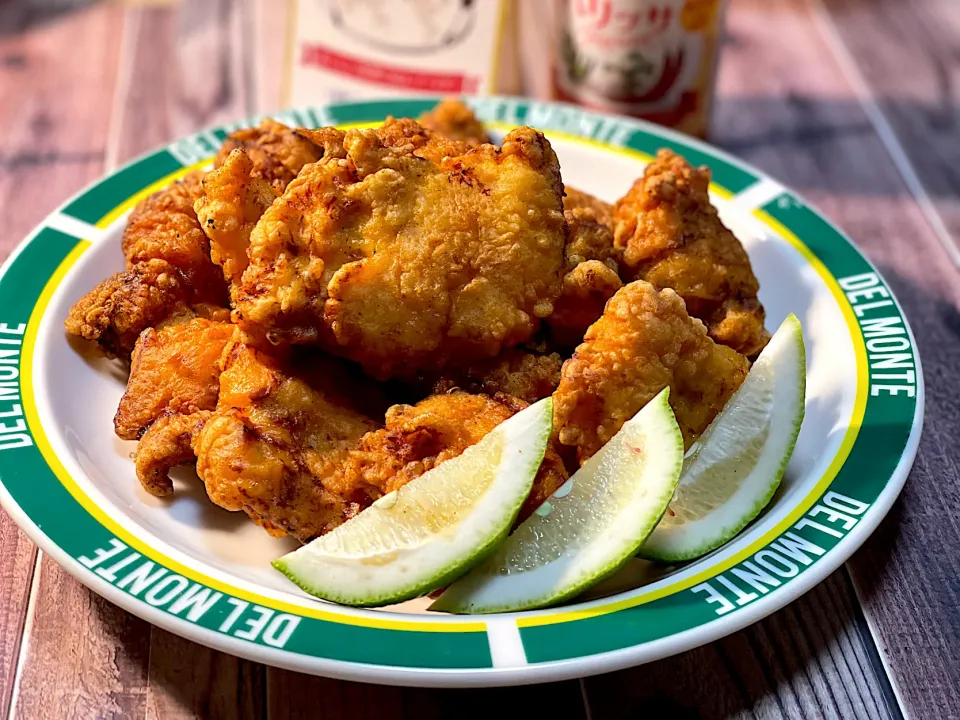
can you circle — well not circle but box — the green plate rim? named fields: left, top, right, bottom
left=0, top=97, right=923, bottom=686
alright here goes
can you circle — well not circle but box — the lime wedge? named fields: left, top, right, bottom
left=639, top=314, right=806, bottom=563
left=431, top=388, right=682, bottom=614
left=272, top=398, right=553, bottom=607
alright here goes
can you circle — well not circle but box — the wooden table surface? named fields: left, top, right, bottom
left=1, top=0, right=958, bottom=717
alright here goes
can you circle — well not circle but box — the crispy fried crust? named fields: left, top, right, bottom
left=195, top=149, right=279, bottom=285
left=418, top=97, right=491, bottom=146
left=430, top=349, right=564, bottom=403
left=64, top=260, right=193, bottom=358
left=215, top=119, right=327, bottom=190
left=134, top=410, right=212, bottom=497
left=235, top=123, right=567, bottom=379
left=194, top=344, right=388, bottom=540
left=122, top=171, right=229, bottom=307
left=553, top=280, right=750, bottom=463
left=546, top=208, right=624, bottom=347
left=339, top=391, right=568, bottom=525
left=114, top=318, right=235, bottom=440
left=613, top=149, right=769, bottom=357
left=563, top=186, right=614, bottom=229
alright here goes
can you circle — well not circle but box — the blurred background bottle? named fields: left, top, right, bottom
left=284, top=0, right=724, bottom=139
left=547, top=0, right=726, bottom=138
left=285, top=0, right=519, bottom=106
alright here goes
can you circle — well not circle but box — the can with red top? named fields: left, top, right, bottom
left=553, top=0, right=726, bottom=138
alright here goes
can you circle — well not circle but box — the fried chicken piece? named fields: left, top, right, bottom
left=430, top=348, right=564, bottom=403
left=197, top=121, right=345, bottom=286
left=564, top=186, right=614, bottom=229
left=194, top=343, right=388, bottom=540
left=553, top=280, right=750, bottom=463
left=68, top=170, right=232, bottom=357
left=613, top=149, right=769, bottom=357
left=235, top=124, right=567, bottom=380
left=134, top=410, right=212, bottom=497
left=215, top=119, right=328, bottom=191
left=114, top=317, right=234, bottom=440
left=194, top=149, right=279, bottom=285
left=122, top=171, right=229, bottom=307
left=339, top=391, right=568, bottom=524
left=546, top=208, right=624, bottom=348
left=65, top=260, right=194, bottom=358
left=419, top=98, right=491, bottom=146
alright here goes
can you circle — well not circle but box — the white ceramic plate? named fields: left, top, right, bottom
left=0, top=97, right=923, bottom=687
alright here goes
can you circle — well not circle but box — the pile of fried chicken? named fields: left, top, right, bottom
left=65, top=99, right=769, bottom=543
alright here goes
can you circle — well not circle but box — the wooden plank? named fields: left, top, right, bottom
left=662, top=0, right=957, bottom=716
left=0, top=524, right=35, bottom=718
left=586, top=572, right=898, bottom=719
left=266, top=669, right=588, bottom=720
left=817, top=0, right=960, bottom=262
left=0, top=1, right=122, bottom=259
left=146, top=629, right=264, bottom=720
left=0, top=3, right=133, bottom=718
left=108, top=0, right=253, bottom=166
left=12, top=554, right=151, bottom=719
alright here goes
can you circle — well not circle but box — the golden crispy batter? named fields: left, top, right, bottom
left=430, top=348, right=564, bottom=403
left=613, top=149, right=769, bottom=357
left=418, top=98, right=491, bottom=146
left=134, top=410, right=212, bottom=497
left=553, top=280, right=750, bottom=462
left=235, top=124, right=567, bottom=379
left=215, top=119, right=327, bottom=190
left=564, top=186, right=614, bottom=228
left=114, top=318, right=235, bottom=440
left=194, top=343, right=388, bottom=540
left=546, top=208, right=624, bottom=347
left=122, top=171, right=229, bottom=307
left=339, top=391, right=568, bottom=524
left=65, top=260, right=192, bottom=358
left=195, top=149, right=279, bottom=285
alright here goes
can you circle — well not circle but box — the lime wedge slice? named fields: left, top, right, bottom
left=272, top=398, right=553, bottom=607
left=639, top=314, right=806, bottom=563
left=431, top=388, right=682, bottom=614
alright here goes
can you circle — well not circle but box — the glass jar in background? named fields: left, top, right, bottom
left=551, top=0, right=726, bottom=138
left=284, top=0, right=520, bottom=107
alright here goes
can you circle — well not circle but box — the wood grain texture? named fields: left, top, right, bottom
left=713, top=0, right=960, bottom=716
left=819, top=0, right=960, bottom=259
left=13, top=554, right=151, bottom=719
left=0, top=0, right=955, bottom=717
left=266, top=669, right=588, bottom=720
left=586, top=571, right=898, bottom=720
left=0, top=3, right=128, bottom=718
left=108, top=0, right=253, bottom=166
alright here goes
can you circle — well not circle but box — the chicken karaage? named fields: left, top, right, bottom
left=338, top=391, right=568, bottom=525
left=553, top=280, right=750, bottom=463
left=546, top=207, right=623, bottom=348
left=234, top=123, right=567, bottom=379
left=121, top=171, right=229, bottom=306
left=193, top=342, right=389, bottom=539
left=613, top=149, right=769, bottom=357
left=65, top=259, right=229, bottom=358
left=563, top=186, right=614, bottom=229
left=429, top=348, right=564, bottom=403
left=419, top=97, right=491, bottom=146
left=214, top=118, right=329, bottom=191
left=114, top=317, right=234, bottom=440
